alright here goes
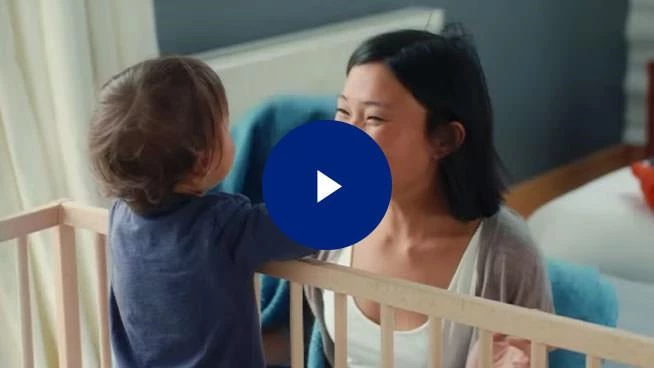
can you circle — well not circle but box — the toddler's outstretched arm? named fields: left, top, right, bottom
left=223, top=195, right=316, bottom=272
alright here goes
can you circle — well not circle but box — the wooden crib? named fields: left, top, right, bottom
left=2, top=200, right=654, bottom=368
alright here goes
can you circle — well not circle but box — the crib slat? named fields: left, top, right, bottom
left=479, top=330, right=493, bottom=368
left=380, top=304, right=394, bottom=368
left=17, top=236, right=33, bottom=368
left=530, top=342, right=547, bottom=368
left=428, top=316, right=442, bottom=368
left=54, top=225, right=81, bottom=368
left=290, top=282, right=304, bottom=368
left=334, top=292, right=347, bottom=368
left=585, top=356, right=601, bottom=368
left=95, top=234, right=111, bottom=368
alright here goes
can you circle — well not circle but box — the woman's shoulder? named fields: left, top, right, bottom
left=479, top=205, right=542, bottom=262
left=477, top=206, right=553, bottom=310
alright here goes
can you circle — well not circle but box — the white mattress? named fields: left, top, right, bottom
left=527, top=167, right=654, bottom=284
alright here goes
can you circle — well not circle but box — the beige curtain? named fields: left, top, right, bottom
left=0, top=0, right=158, bottom=366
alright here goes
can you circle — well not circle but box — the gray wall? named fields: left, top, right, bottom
left=154, top=0, right=628, bottom=183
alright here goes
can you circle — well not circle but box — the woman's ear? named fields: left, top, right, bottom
left=431, top=121, right=466, bottom=159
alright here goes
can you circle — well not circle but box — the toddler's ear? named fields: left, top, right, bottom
left=193, top=151, right=216, bottom=176
left=171, top=153, right=212, bottom=195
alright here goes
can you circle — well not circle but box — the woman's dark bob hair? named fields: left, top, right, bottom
left=347, top=24, right=507, bottom=221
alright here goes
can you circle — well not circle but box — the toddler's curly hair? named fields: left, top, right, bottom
left=88, top=56, right=228, bottom=213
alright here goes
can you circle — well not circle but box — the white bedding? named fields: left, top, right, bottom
left=527, top=167, right=654, bottom=283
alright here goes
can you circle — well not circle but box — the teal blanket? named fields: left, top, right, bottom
left=212, top=95, right=336, bottom=204
left=212, top=95, right=618, bottom=368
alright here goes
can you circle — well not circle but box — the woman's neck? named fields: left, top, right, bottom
left=378, top=182, right=479, bottom=246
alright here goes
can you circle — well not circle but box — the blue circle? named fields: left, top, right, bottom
left=262, top=120, right=392, bottom=251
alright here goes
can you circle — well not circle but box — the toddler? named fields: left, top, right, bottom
left=89, top=56, right=314, bottom=367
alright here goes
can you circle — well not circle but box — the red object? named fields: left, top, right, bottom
left=632, top=161, right=654, bottom=211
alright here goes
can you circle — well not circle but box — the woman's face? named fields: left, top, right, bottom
left=335, top=62, right=436, bottom=195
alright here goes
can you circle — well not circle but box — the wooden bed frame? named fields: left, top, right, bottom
left=506, top=60, right=654, bottom=218
left=2, top=201, right=654, bottom=368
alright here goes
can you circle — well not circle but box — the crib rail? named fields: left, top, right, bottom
left=2, top=200, right=654, bottom=368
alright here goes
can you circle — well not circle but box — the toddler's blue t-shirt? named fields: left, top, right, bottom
left=109, top=192, right=313, bottom=367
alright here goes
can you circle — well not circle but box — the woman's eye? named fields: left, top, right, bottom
left=366, top=116, right=386, bottom=124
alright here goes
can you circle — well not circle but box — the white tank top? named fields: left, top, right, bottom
left=322, top=224, right=482, bottom=368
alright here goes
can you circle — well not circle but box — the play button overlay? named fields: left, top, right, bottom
left=316, top=170, right=341, bottom=203
left=262, top=120, right=392, bottom=251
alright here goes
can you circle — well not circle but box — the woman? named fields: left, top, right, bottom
left=266, top=25, right=553, bottom=368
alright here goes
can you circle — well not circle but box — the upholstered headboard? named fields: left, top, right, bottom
left=193, top=7, right=444, bottom=121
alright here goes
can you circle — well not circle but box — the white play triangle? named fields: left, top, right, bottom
left=316, top=170, right=342, bottom=203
